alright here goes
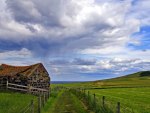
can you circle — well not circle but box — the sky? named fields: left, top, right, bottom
left=0, top=0, right=150, bottom=81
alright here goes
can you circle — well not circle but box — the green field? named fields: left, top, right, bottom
left=0, top=91, right=37, bottom=113
left=52, top=71, right=150, bottom=88
left=42, top=89, right=91, bottom=113
left=0, top=71, right=150, bottom=113
left=52, top=71, right=150, bottom=113
left=87, top=87, right=150, bottom=113
left=42, top=89, right=63, bottom=113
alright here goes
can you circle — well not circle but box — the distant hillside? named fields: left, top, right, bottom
left=92, top=71, right=150, bottom=88
left=117, top=71, right=150, bottom=78
left=52, top=71, right=150, bottom=88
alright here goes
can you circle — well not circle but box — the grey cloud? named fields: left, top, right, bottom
left=48, top=58, right=96, bottom=66
left=25, top=24, right=38, bottom=33
left=48, top=58, right=150, bottom=78
left=0, top=0, right=150, bottom=81
left=49, top=59, right=71, bottom=65
left=6, top=0, right=41, bottom=24
left=6, top=0, right=80, bottom=27
left=73, top=58, right=96, bottom=65
left=1, top=0, right=141, bottom=59
left=130, top=0, right=150, bottom=26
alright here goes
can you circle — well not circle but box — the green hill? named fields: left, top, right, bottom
left=53, top=71, right=150, bottom=88
left=92, top=71, right=150, bottom=88
left=52, top=71, right=150, bottom=113
left=115, top=71, right=150, bottom=78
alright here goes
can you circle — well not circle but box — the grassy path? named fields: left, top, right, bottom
left=52, top=90, right=89, bottom=113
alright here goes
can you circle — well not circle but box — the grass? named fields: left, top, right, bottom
left=42, top=89, right=64, bottom=113
left=86, top=87, right=150, bottom=113
left=0, top=91, right=37, bottom=113
left=53, top=90, right=88, bottom=113
left=0, top=71, right=149, bottom=113
left=52, top=71, right=150, bottom=88
left=92, top=72, right=150, bottom=88
left=52, top=71, right=150, bottom=113
left=0, top=89, right=62, bottom=113
left=42, top=89, right=89, bottom=113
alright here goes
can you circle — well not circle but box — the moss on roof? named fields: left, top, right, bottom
left=0, top=63, right=41, bottom=77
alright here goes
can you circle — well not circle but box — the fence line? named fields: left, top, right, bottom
left=19, top=102, right=31, bottom=113
left=0, top=81, right=49, bottom=95
left=18, top=88, right=50, bottom=113
left=70, top=88, right=121, bottom=113
left=0, top=81, right=50, bottom=113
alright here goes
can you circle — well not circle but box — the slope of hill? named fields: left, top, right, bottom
left=92, top=71, right=150, bottom=88
left=52, top=71, right=150, bottom=113
left=115, top=71, right=150, bottom=78
left=53, top=71, right=150, bottom=88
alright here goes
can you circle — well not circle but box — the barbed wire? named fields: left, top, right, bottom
left=19, top=103, right=31, bottom=113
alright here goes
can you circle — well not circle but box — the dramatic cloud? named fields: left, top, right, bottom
left=47, top=57, right=150, bottom=81
left=0, top=0, right=150, bottom=80
left=0, top=48, right=35, bottom=66
left=1, top=0, right=139, bottom=54
left=0, top=48, right=32, bottom=58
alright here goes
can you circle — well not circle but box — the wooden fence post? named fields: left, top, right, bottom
left=117, top=102, right=120, bottom=113
left=47, top=91, right=49, bottom=100
left=6, top=80, right=8, bottom=90
left=76, top=89, right=78, bottom=96
left=88, top=91, right=89, bottom=102
left=84, top=89, right=86, bottom=97
left=93, top=93, right=96, bottom=107
left=31, top=100, right=34, bottom=113
left=46, top=92, right=48, bottom=102
left=102, top=96, right=105, bottom=107
left=28, top=84, right=31, bottom=93
left=38, top=95, right=41, bottom=113
left=43, top=93, right=45, bottom=106
left=48, top=90, right=50, bottom=99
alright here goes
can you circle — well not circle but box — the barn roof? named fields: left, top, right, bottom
left=0, top=63, right=43, bottom=77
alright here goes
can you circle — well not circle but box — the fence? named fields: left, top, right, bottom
left=18, top=92, right=49, bottom=113
left=0, top=80, right=50, bottom=95
left=0, top=84, right=6, bottom=89
left=71, top=88, right=123, bottom=113
left=0, top=81, right=50, bottom=113
left=19, top=100, right=34, bottom=113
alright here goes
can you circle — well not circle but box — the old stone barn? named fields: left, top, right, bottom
left=0, top=63, right=50, bottom=90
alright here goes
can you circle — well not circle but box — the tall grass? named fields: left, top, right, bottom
left=0, top=91, right=37, bottom=113
left=41, top=87, right=64, bottom=113
left=70, top=89, right=115, bottom=113
left=88, top=87, right=150, bottom=113
left=70, top=87, right=150, bottom=113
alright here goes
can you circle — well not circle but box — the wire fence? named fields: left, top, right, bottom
left=19, top=101, right=34, bottom=113
left=0, top=83, right=66, bottom=113
left=19, top=86, right=65, bottom=113
left=0, top=81, right=50, bottom=113
left=18, top=92, right=50, bottom=113
left=70, top=88, right=141, bottom=113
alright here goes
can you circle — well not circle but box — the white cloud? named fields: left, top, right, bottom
left=47, top=57, right=150, bottom=81
left=0, top=0, right=150, bottom=80
left=0, top=48, right=32, bottom=59
left=0, top=0, right=140, bottom=51
left=130, top=0, right=150, bottom=26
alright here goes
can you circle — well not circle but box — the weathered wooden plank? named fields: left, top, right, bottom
left=7, top=87, right=28, bottom=92
left=8, top=83, right=28, bottom=88
left=31, top=87, right=48, bottom=92
left=0, top=84, right=6, bottom=86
